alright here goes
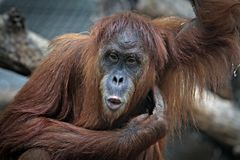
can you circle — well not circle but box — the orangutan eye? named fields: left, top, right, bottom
left=109, top=52, right=118, bottom=62
left=108, top=52, right=119, bottom=63
left=127, top=56, right=137, bottom=65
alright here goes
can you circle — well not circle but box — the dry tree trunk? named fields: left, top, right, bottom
left=136, top=0, right=194, bottom=18
left=0, top=8, right=49, bottom=76
left=194, top=90, right=240, bottom=156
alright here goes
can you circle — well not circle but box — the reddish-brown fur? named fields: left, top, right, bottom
left=1, top=0, right=240, bottom=159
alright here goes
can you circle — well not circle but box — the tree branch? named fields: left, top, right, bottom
left=194, top=90, right=240, bottom=156
left=0, top=8, right=49, bottom=76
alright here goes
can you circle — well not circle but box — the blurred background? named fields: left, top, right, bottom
left=0, top=0, right=239, bottom=160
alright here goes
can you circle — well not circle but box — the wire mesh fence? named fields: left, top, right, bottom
left=0, top=0, right=97, bottom=39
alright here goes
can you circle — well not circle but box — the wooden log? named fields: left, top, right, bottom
left=136, top=0, right=194, bottom=18
left=194, top=90, right=240, bottom=156
left=0, top=8, right=49, bottom=76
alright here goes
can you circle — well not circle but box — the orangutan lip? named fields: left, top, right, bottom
left=106, top=96, right=122, bottom=111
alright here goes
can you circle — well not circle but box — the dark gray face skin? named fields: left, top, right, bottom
left=100, top=30, right=147, bottom=118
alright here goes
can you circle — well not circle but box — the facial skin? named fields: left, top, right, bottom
left=100, top=29, right=148, bottom=118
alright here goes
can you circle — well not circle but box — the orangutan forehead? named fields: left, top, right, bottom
left=114, top=29, right=143, bottom=49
